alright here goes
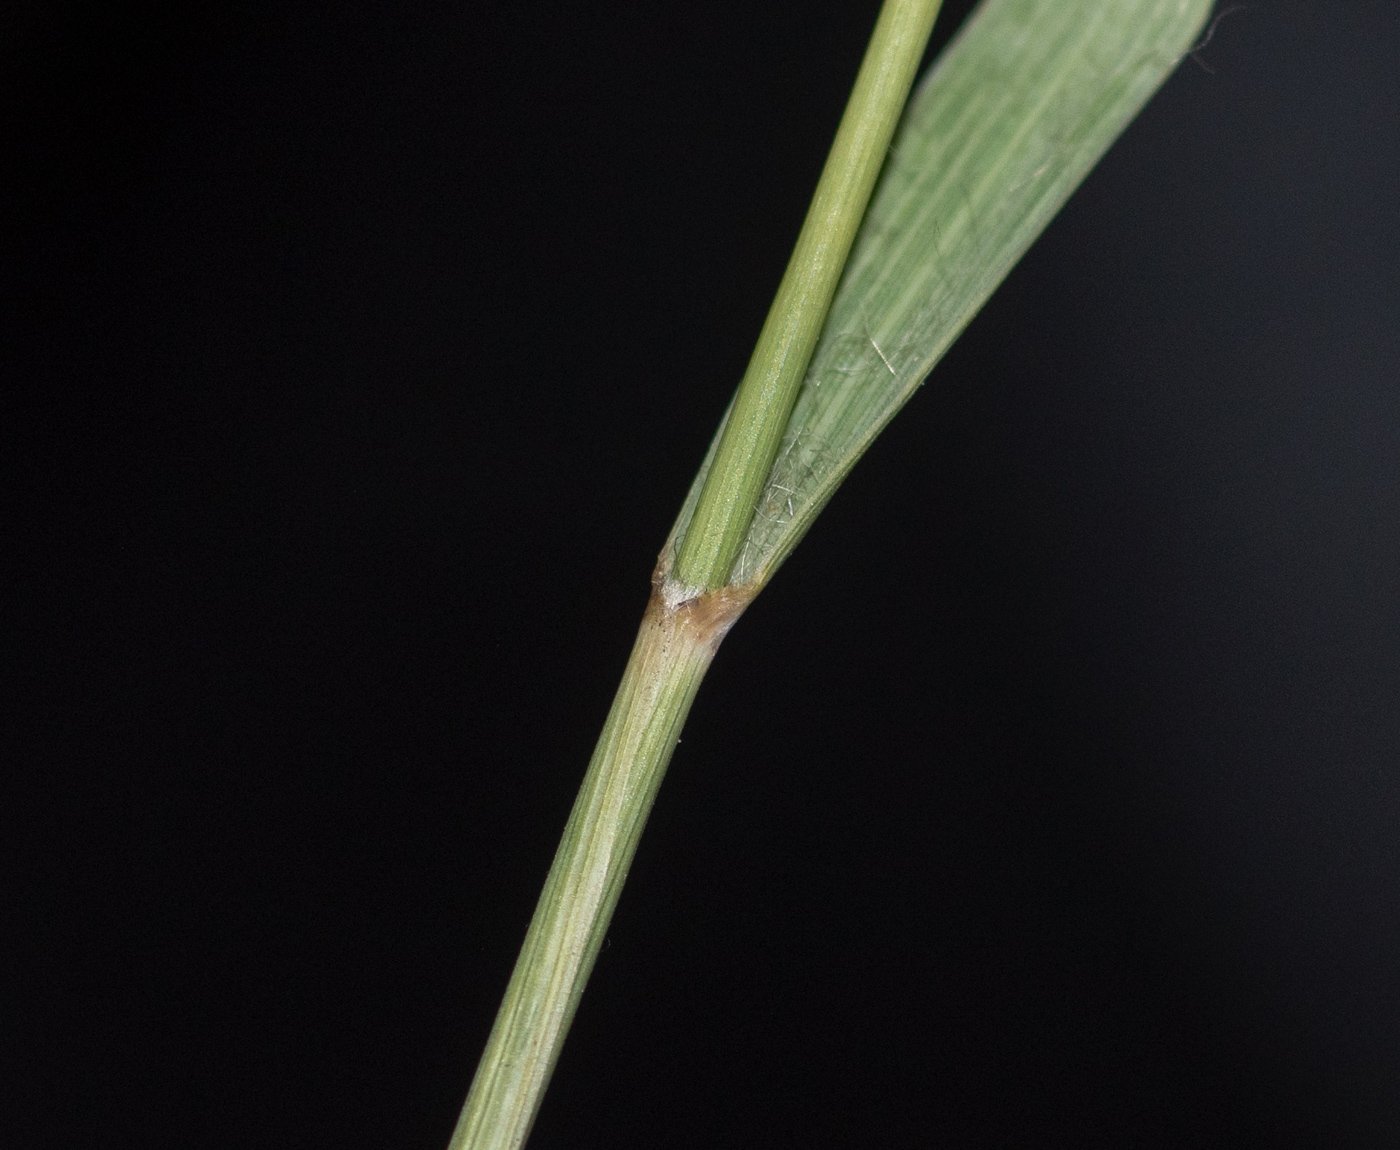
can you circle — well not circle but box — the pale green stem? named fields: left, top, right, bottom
left=448, top=578, right=752, bottom=1150
left=451, top=3, right=943, bottom=1145
left=672, top=0, right=943, bottom=592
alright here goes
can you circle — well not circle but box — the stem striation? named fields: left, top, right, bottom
left=448, top=572, right=751, bottom=1150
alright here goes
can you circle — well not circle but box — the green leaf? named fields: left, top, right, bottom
left=665, top=0, right=1212, bottom=593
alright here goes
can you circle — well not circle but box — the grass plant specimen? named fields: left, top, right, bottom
left=450, top=1, right=1212, bottom=1147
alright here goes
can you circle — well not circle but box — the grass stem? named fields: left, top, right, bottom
left=672, top=0, right=943, bottom=592
left=448, top=576, right=751, bottom=1150
left=453, top=6, right=945, bottom=1137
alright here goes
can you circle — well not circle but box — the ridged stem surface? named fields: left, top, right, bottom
left=447, top=579, right=749, bottom=1150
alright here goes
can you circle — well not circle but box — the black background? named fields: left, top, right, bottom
left=6, top=1, right=1400, bottom=1146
